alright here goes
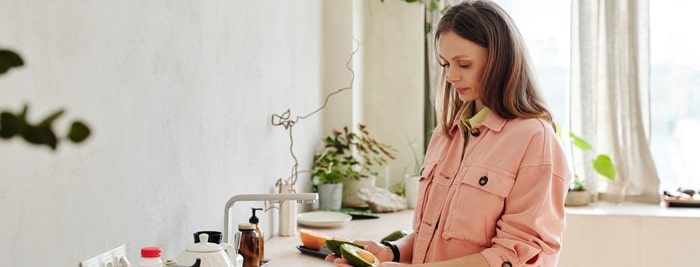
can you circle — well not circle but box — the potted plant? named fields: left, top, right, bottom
left=312, top=124, right=395, bottom=209
left=565, top=131, right=616, bottom=206
left=401, top=137, right=426, bottom=209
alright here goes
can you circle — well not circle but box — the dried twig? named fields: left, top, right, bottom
left=271, top=39, right=359, bottom=187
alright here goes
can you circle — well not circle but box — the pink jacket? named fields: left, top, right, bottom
left=412, top=110, right=570, bottom=267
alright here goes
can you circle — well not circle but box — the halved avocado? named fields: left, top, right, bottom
left=326, top=239, right=363, bottom=255
left=340, top=243, right=380, bottom=267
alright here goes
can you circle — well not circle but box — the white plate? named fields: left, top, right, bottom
left=297, top=211, right=352, bottom=228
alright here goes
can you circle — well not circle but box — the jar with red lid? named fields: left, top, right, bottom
left=140, top=247, right=163, bottom=267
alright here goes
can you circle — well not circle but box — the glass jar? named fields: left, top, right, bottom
left=139, top=247, right=163, bottom=267
left=237, top=223, right=259, bottom=267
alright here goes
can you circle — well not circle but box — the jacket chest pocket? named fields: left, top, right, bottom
left=442, top=166, right=515, bottom=247
left=412, top=160, right=443, bottom=231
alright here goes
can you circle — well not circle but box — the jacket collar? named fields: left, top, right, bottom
left=450, top=103, right=507, bottom=135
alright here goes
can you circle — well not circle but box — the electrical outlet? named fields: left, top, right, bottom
left=79, top=244, right=130, bottom=267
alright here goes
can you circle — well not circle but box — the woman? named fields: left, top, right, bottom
left=327, top=1, right=570, bottom=266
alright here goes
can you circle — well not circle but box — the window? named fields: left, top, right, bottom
left=497, top=0, right=700, bottom=192
left=649, top=0, right=700, bottom=191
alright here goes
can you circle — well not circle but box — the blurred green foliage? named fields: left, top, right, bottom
left=0, top=48, right=90, bottom=150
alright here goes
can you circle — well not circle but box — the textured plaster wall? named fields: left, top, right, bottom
left=0, top=0, right=423, bottom=265
left=353, top=0, right=425, bottom=187
left=0, top=1, right=329, bottom=265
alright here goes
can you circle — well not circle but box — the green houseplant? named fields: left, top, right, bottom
left=312, top=124, right=395, bottom=209
left=312, top=124, right=395, bottom=184
left=565, top=131, right=616, bottom=206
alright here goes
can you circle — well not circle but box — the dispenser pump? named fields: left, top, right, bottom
left=249, top=207, right=262, bottom=224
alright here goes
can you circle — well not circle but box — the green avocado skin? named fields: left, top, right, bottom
left=380, top=230, right=409, bottom=242
left=339, top=243, right=379, bottom=267
left=326, top=239, right=363, bottom=255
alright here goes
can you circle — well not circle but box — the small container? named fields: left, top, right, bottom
left=140, top=247, right=163, bottom=267
left=237, top=223, right=259, bottom=267
left=249, top=208, right=264, bottom=265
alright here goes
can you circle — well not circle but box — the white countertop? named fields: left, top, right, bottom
left=260, top=203, right=698, bottom=267
left=262, top=209, right=415, bottom=267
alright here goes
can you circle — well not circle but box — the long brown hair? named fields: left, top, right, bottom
left=434, top=0, right=552, bottom=136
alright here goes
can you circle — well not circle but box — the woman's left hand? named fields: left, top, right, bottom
left=324, top=244, right=408, bottom=267
left=326, top=254, right=406, bottom=267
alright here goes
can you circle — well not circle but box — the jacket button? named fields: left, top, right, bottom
left=470, top=127, right=481, bottom=137
left=479, top=176, right=488, bottom=186
left=502, top=262, right=512, bottom=267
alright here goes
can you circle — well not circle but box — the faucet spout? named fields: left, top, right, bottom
left=223, top=193, right=317, bottom=242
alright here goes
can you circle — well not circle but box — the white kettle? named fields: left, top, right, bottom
left=168, top=233, right=241, bottom=267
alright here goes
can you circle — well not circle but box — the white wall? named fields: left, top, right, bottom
left=0, top=0, right=424, bottom=266
left=353, top=0, right=425, bottom=188
left=0, top=1, right=327, bottom=265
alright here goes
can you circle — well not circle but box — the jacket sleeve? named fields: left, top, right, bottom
left=480, top=127, right=571, bottom=267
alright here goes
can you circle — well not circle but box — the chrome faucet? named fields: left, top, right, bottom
left=223, top=193, right=317, bottom=242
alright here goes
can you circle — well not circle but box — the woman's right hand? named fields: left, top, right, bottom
left=353, top=240, right=395, bottom=262
left=324, top=240, right=396, bottom=266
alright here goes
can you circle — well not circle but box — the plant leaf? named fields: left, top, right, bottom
left=38, top=109, right=65, bottom=127
left=428, top=1, right=439, bottom=12
left=569, top=132, right=592, bottom=150
left=0, top=49, right=24, bottom=74
left=0, top=111, right=23, bottom=138
left=67, top=120, right=90, bottom=142
left=22, top=124, right=57, bottom=149
left=592, top=154, right=615, bottom=181
left=441, top=4, right=451, bottom=14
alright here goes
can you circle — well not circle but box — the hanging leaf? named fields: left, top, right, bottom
left=428, top=0, right=439, bottom=12
left=592, top=154, right=615, bottom=181
left=22, top=124, right=58, bottom=149
left=0, top=49, right=24, bottom=74
left=68, top=121, right=90, bottom=142
left=38, top=109, right=65, bottom=127
left=0, top=112, right=23, bottom=138
left=441, top=4, right=451, bottom=14
left=569, top=132, right=592, bottom=150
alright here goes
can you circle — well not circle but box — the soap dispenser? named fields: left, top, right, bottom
left=249, top=208, right=264, bottom=266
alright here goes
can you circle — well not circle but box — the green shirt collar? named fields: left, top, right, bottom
left=459, top=101, right=491, bottom=131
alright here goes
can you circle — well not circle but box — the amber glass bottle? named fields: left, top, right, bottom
left=249, top=208, right=264, bottom=266
left=238, top=223, right=259, bottom=267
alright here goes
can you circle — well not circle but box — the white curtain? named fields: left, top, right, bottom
left=571, top=0, right=660, bottom=203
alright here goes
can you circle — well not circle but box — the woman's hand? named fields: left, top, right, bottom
left=324, top=240, right=404, bottom=266
left=325, top=253, right=352, bottom=266
left=325, top=254, right=406, bottom=267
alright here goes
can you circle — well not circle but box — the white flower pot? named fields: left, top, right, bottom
left=404, top=174, right=420, bottom=209
left=317, top=183, right=343, bottom=210
left=565, top=190, right=590, bottom=206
